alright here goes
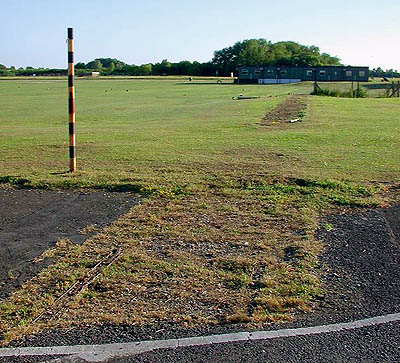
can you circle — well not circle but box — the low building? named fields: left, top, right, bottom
left=237, top=65, right=369, bottom=84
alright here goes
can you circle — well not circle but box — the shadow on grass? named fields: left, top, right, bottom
left=0, top=176, right=31, bottom=188
left=100, top=184, right=143, bottom=193
left=363, top=83, right=391, bottom=90
left=0, top=176, right=145, bottom=193
left=0, top=176, right=183, bottom=197
left=174, top=82, right=235, bottom=86
left=50, top=171, right=71, bottom=175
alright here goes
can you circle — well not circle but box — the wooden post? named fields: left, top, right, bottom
left=67, top=27, right=76, bottom=172
left=313, top=69, right=317, bottom=93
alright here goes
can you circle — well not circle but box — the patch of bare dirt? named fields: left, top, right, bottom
left=262, top=95, right=309, bottom=126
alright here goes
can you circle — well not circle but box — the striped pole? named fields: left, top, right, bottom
left=67, top=27, right=76, bottom=172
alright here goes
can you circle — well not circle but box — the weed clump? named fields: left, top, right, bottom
left=311, top=86, right=367, bottom=98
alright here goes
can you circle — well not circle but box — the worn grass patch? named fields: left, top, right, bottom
left=0, top=175, right=388, bottom=344
left=261, top=95, right=309, bottom=126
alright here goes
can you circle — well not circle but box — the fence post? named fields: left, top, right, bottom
left=67, top=27, right=76, bottom=172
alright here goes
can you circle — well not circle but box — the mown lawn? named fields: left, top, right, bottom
left=0, top=78, right=399, bottom=344
left=0, top=78, right=310, bottom=187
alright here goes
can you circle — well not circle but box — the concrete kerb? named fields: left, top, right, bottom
left=0, top=312, right=399, bottom=362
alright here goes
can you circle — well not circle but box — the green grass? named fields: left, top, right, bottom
left=1, top=79, right=398, bottom=188
left=0, top=79, right=306, bottom=188
left=0, top=78, right=399, bottom=344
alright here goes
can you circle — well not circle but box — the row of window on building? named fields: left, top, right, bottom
left=241, top=69, right=366, bottom=77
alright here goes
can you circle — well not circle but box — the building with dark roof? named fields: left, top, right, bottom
left=237, top=65, right=369, bottom=84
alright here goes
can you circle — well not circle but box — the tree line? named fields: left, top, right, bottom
left=0, top=39, right=398, bottom=78
left=369, top=67, right=400, bottom=79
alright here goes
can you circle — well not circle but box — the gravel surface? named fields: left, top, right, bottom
left=0, top=189, right=139, bottom=299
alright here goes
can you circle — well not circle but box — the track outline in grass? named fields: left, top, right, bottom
left=261, top=94, right=309, bottom=126
left=0, top=176, right=390, bottom=346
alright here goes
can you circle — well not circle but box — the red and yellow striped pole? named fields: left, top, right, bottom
left=67, top=27, right=76, bottom=172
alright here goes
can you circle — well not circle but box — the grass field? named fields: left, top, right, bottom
left=1, top=79, right=398, bottom=187
left=0, top=78, right=399, bottom=343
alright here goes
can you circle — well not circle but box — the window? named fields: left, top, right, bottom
left=267, top=70, right=273, bottom=74
left=242, top=69, right=248, bottom=75
left=306, top=70, right=313, bottom=76
left=359, top=71, right=366, bottom=77
left=281, top=70, right=287, bottom=75
left=320, top=70, right=326, bottom=76
left=254, top=69, right=261, bottom=75
left=346, top=70, right=352, bottom=77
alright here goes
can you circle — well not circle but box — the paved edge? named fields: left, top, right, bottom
left=1, top=312, right=399, bottom=362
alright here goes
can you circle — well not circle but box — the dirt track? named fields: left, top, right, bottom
left=261, top=95, right=309, bottom=126
left=0, top=189, right=139, bottom=299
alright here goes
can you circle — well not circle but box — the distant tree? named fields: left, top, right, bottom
left=86, top=60, right=103, bottom=70
left=191, top=61, right=202, bottom=75
left=176, top=61, right=193, bottom=75
left=84, top=58, right=127, bottom=71
left=154, top=59, right=172, bottom=75
left=212, top=41, right=247, bottom=74
left=212, top=39, right=341, bottom=75
left=369, top=67, right=399, bottom=78
left=319, top=52, right=340, bottom=66
left=0, top=69, right=16, bottom=76
left=199, top=62, right=218, bottom=76
left=103, top=58, right=125, bottom=68
left=137, top=64, right=152, bottom=76
left=237, top=39, right=272, bottom=66
left=75, top=62, right=86, bottom=69
left=0, top=64, right=6, bottom=70
left=116, top=64, right=136, bottom=76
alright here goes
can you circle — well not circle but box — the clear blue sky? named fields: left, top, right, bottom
left=1, top=0, right=399, bottom=70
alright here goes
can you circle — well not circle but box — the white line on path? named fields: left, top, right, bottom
left=1, top=312, right=399, bottom=362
